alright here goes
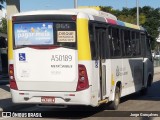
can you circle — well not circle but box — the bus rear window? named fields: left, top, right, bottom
left=54, top=22, right=76, bottom=48
left=14, top=22, right=54, bottom=46
left=13, top=22, right=76, bottom=48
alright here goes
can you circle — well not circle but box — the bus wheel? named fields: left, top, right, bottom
left=109, top=86, right=120, bottom=110
left=140, top=76, right=151, bottom=95
left=140, top=87, right=148, bottom=96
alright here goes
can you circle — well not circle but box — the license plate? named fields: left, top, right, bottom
left=41, top=97, right=55, bottom=103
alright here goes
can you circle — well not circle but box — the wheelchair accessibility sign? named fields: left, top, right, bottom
left=19, top=53, right=26, bottom=61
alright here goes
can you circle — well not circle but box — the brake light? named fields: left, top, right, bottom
left=9, top=64, right=18, bottom=90
left=76, top=64, right=89, bottom=91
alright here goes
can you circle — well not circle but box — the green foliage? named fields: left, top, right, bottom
left=0, top=18, right=7, bottom=34
left=100, top=6, right=160, bottom=49
left=0, top=0, right=6, bottom=34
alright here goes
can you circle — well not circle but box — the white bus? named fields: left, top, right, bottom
left=8, top=8, right=153, bottom=109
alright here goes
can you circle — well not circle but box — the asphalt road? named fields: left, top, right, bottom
left=0, top=73, right=160, bottom=120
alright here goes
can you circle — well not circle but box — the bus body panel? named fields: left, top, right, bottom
left=121, top=57, right=143, bottom=97
left=104, top=59, right=112, bottom=98
left=143, top=58, right=154, bottom=87
left=14, top=47, right=78, bottom=91
left=11, top=87, right=93, bottom=106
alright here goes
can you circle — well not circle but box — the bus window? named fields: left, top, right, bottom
left=89, top=23, right=97, bottom=60
left=135, top=32, right=141, bottom=56
left=141, top=33, right=152, bottom=59
left=131, top=31, right=136, bottom=56
left=95, top=27, right=107, bottom=59
left=124, top=30, right=132, bottom=57
left=55, top=22, right=76, bottom=48
left=13, top=22, right=76, bottom=49
left=109, top=27, right=121, bottom=57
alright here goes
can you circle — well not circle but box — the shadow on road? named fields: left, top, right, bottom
left=0, top=98, right=13, bottom=111
left=0, top=80, right=9, bottom=86
left=141, top=80, right=160, bottom=101
left=120, top=80, right=160, bottom=103
left=0, top=98, right=35, bottom=112
left=0, top=85, right=10, bottom=92
left=141, top=117, right=153, bottom=120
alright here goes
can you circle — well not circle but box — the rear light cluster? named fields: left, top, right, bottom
left=76, top=64, right=89, bottom=91
left=9, top=64, right=18, bottom=90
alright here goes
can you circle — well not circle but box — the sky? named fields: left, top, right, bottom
left=20, top=0, right=160, bottom=12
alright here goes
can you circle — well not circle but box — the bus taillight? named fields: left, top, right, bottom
left=9, top=64, right=18, bottom=90
left=76, top=64, right=89, bottom=91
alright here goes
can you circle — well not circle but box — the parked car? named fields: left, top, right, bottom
left=153, top=52, right=160, bottom=59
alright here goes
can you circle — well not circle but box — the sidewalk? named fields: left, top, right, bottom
left=154, top=66, right=160, bottom=74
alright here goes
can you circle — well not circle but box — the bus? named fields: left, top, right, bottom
left=8, top=8, right=154, bottom=110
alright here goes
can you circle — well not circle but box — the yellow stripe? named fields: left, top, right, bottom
left=77, top=18, right=91, bottom=60
left=8, top=20, right=13, bottom=60
left=111, top=74, right=115, bottom=86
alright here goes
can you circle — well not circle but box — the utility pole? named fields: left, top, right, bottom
left=136, top=0, right=139, bottom=25
left=74, top=0, right=78, bottom=8
left=126, top=0, right=128, bottom=8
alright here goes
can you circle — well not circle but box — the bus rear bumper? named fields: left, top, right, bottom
left=10, top=87, right=95, bottom=106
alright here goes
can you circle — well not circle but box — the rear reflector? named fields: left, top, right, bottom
left=10, top=80, right=18, bottom=90
left=76, top=64, right=89, bottom=91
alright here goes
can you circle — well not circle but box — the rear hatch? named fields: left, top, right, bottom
left=13, top=16, right=78, bottom=91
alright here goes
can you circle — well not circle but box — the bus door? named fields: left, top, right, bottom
left=95, top=27, right=107, bottom=100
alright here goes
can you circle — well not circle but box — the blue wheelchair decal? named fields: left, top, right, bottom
left=19, top=53, right=26, bottom=61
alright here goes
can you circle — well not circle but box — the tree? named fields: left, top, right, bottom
left=0, top=18, right=7, bottom=34
left=100, top=6, right=160, bottom=49
left=0, top=0, right=6, bottom=34
left=141, top=7, right=160, bottom=49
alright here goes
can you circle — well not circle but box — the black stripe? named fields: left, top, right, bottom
left=13, top=15, right=75, bottom=22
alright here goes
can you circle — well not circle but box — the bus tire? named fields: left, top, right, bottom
left=140, top=75, right=152, bottom=95
left=140, top=87, right=148, bottom=96
left=109, top=86, right=120, bottom=110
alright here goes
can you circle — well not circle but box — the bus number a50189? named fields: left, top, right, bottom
left=51, top=55, right=72, bottom=62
